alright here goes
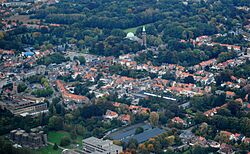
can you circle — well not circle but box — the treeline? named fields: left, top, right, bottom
left=3, top=0, right=250, bottom=64
left=135, top=44, right=228, bottom=66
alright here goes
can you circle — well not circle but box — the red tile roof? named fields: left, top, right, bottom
left=56, top=80, right=89, bottom=102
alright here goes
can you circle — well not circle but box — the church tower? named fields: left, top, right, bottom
left=142, top=26, right=147, bottom=47
left=12, top=82, right=18, bottom=94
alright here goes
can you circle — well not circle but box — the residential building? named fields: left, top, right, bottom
left=104, top=110, right=119, bottom=120
left=171, top=117, right=187, bottom=125
left=56, top=80, right=90, bottom=104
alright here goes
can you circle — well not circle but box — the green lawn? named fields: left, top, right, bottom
left=48, top=131, right=70, bottom=145
left=34, top=144, right=62, bottom=154
left=48, top=131, right=83, bottom=147
left=124, top=26, right=139, bottom=33
left=123, top=23, right=151, bottom=33
left=35, top=131, right=83, bottom=154
left=186, top=108, right=194, bottom=115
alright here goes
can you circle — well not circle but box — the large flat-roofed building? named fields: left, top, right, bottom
left=0, top=96, right=48, bottom=116
left=82, top=137, right=122, bottom=154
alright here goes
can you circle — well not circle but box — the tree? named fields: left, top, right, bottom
left=147, top=144, right=154, bottom=152
left=127, top=138, right=138, bottom=149
left=184, top=76, right=195, bottom=84
left=113, top=140, right=123, bottom=146
left=0, top=137, right=32, bottom=154
left=52, top=97, right=61, bottom=104
left=53, top=143, right=58, bottom=150
left=135, top=127, right=144, bottom=135
left=78, top=39, right=85, bottom=49
left=227, top=101, right=242, bottom=115
left=65, top=113, right=74, bottom=124
left=32, top=32, right=41, bottom=38
left=74, top=84, right=89, bottom=96
left=149, top=112, right=159, bottom=126
left=69, top=38, right=77, bottom=44
left=37, top=53, right=67, bottom=66
left=194, top=112, right=208, bottom=124
left=74, top=56, right=86, bottom=65
left=17, top=83, right=27, bottom=93
left=239, top=117, right=250, bottom=136
left=192, top=145, right=209, bottom=154
left=165, top=135, right=175, bottom=146
left=182, top=30, right=194, bottom=40
left=49, top=104, right=56, bottom=116
left=217, top=51, right=237, bottom=63
left=32, top=87, right=53, bottom=97
left=138, top=144, right=149, bottom=154
left=60, top=136, right=71, bottom=146
left=162, top=73, right=175, bottom=80
left=48, top=116, right=64, bottom=131
left=0, top=32, right=5, bottom=40
left=70, top=127, right=77, bottom=140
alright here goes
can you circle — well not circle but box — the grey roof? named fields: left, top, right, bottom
left=179, top=130, right=195, bottom=139
left=83, top=137, right=112, bottom=146
left=123, top=128, right=166, bottom=143
left=108, top=123, right=151, bottom=140
left=83, top=137, right=122, bottom=152
left=108, top=123, right=166, bottom=144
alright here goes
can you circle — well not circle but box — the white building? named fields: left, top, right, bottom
left=82, top=137, right=122, bottom=154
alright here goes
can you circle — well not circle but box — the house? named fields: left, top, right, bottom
left=204, top=108, right=219, bottom=117
left=218, top=143, right=234, bottom=154
left=207, top=140, right=220, bottom=148
left=179, top=130, right=195, bottom=144
left=113, top=102, right=121, bottom=107
left=219, top=131, right=245, bottom=142
left=219, top=131, right=232, bottom=142
left=129, top=105, right=150, bottom=114
left=243, top=138, right=250, bottom=144
left=56, top=80, right=90, bottom=104
left=23, top=51, right=35, bottom=57
left=171, top=117, right=186, bottom=125
left=178, top=102, right=190, bottom=109
left=204, top=103, right=228, bottom=117
left=171, top=144, right=189, bottom=152
left=230, top=133, right=245, bottom=141
left=226, top=91, right=236, bottom=98
left=189, top=136, right=208, bottom=147
left=118, top=114, right=131, bottom=124
left=104, top=110, right=118, bottom=120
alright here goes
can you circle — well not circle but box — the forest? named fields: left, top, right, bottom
left=1, top=0, right=249, bottom=66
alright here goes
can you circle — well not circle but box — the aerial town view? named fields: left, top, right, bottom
left=0, top=0, right=250, bottom=154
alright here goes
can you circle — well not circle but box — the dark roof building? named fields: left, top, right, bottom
left=107, top=123, right=166, bottom=143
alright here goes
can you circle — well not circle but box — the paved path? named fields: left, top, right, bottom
left=47, top=141, right=85, bottom=153
left=47, top=141, right=67, bottom=150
